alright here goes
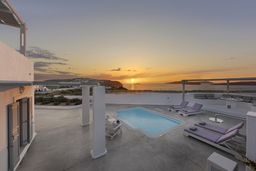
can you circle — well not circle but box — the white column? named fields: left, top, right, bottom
left=246, top=111, right=256, bottom=171
left=81, top=85, right=90, bottom=126
left=20, top=23, right=26, bottom=56
left=91, top=86, right=107, bottom=159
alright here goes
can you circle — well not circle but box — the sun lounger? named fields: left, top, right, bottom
left=168, top=101, right=189, bottom=111
left=184, top=126, right=240, bottom=156
left=106, top=118, right=122, bottom=140
left=179, top=103, right=203, bottom=116
left=195, top=122, right=244, bottom=134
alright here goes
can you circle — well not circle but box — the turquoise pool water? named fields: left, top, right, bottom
left=117, top=107, right=182, bottom=138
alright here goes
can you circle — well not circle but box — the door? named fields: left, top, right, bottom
left=28, top=97, right=33, bottom=142
left=20, top=98, right=29, bottom=146
left=7, top=102, right=20, bottom=171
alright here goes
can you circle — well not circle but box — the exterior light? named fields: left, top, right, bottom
left=19, top=86, right=25, bottom=94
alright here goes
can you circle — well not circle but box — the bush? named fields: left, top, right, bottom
left=74, top=101, right=82, bottom=105
left=35, top=94, right=82, bottom=106
left=53, top=102, right=60, bottom=105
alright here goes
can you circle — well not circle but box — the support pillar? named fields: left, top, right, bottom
left=246, top=111, right=256, bottom=171
left=20, top=23, right=26, bottom=56
left=91, top=86, right=107, bottom=159
left=81, top=85, right=90, bottom=126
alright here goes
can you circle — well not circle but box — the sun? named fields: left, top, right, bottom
left=131, top=78, right=135, bottom=84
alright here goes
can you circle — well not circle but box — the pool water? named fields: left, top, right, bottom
left=117, top=107, right=182, bottom=138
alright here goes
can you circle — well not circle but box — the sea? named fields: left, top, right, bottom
left=123, top=83, right=256, bottom=92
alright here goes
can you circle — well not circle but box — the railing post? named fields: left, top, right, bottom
left=227, top=80, right=230, bottom=94
left=182, top=80, right=186, bottom=102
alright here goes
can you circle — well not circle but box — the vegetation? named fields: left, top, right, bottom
left=35, top=94, right=82, bottom=106
left=56, top=88, right=82, bottom=95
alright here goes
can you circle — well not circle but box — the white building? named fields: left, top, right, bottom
left=0, top=1, right=35, bottom=171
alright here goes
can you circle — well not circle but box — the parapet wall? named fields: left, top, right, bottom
left=0, top=41, right=33, bottom=82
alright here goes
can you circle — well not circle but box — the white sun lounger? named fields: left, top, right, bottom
left=184, top=126, right=243, bottom=157
left=106, top=117, right=122, bottom=140
left=179, top=103, right=203, bottom=116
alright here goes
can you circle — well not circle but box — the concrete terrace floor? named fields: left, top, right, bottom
left=17, top=105, right=246, bottom=171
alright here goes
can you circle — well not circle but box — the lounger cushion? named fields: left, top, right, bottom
left=193, top=103, right=203, bottom=110
left=195, top=122, right=227, bottom=134
left=170, top=101, right=189, bottom=109
left=216, top=129, right=238, bottom=143
left=185, top=126, right=222, bottom=143
left=189, top=127, right=197, bottom=131
left=199, top=122, right=206, bottom=125
left=226, top=122, right=244, bottom=133
left=183, top=108, right=197, bottom=113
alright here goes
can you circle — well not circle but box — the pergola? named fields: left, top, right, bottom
left=181, top=77, right=256, bottom=101
left=0, top=0, right=26, bottom=55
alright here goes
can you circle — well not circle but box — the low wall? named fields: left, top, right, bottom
left=0, top=41, right=33, bottom=82
left=105, top=93, right=182, bottom=105
left=62, top=92, right=252, bottom=118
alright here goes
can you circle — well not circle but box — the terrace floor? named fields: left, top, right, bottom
left=17, top=104, right=246, bottom=171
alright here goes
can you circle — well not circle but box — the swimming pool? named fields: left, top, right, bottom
left=116, top=107, right=182, bottom=138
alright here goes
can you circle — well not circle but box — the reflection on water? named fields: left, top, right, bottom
left=123, top=83, right=256, bottom=92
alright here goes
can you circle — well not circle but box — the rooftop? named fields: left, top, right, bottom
left=17, top=104, right=245, bottom=171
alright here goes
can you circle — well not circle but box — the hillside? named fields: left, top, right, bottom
left=34, top=78, right=127, bottom=90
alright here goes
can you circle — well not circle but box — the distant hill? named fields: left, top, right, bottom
left=34, top=78, right=127, bottom=90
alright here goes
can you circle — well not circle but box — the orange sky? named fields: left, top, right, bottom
left=1, top=1, right=256, bottom=84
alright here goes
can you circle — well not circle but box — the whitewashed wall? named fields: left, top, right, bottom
left=65, top=92, right=252, bottom=118
left=0, top=86, right=34, bottom=171
left=0, top=41, right=33, bottom=82
left=105, top=93, right=183, bottom=105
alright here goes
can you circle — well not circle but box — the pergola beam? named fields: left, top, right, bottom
left=0, top=8, right=12, bottom=14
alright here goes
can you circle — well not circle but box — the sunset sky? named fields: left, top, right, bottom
left=1, top=0, right=256, bottom=84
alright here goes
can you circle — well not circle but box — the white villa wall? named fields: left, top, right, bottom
left=105, top=93, right=251, bottom=118
left=105, top=93, right=183, bottom=105
left=0, top=86, right=34, bottom=171
left=0, top=41, right=33, bottom=82
left=65, top=92, right=251, bottom=118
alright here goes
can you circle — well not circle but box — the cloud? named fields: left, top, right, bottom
left=27, top=46, right=80, bottom=80
left=109, top=68, right=137, bottom=72
left=109, top=67, right=122, bottom=71
left=86, top=72, right=150, bottom=81
left=27, top=47, right=68, bottom=61
left=34, top=66, right=81, bottom=81
left=35, top=73, right=79, bottom=81
left=34, top=61, right=67, bottom=68
left=34, top=61, right=67, bottom=73
left=90, top=67, right=248, bottom=82
left=225, top=57, right=237, bottom=60
left=127, top=69, right=137, bottom=72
